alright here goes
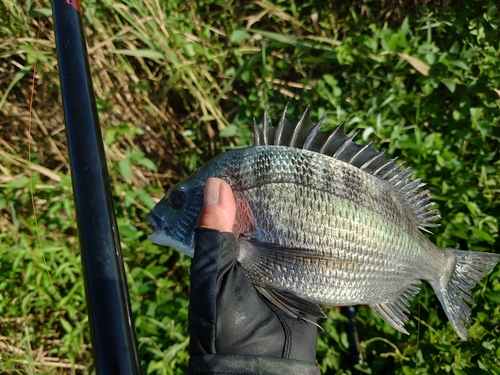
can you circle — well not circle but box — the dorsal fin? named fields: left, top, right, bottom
left=252, top=107, right=440, bottom=230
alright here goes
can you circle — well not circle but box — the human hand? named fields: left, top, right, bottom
left=188, top=178, right=319, bottom=375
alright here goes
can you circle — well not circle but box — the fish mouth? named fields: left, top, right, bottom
left=146, top=211, right=166, bottom=231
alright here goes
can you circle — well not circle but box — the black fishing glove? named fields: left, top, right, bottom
left=188, top=228, right=319, bottom=375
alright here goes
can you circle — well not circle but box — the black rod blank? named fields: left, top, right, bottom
left=51, top=0, right=141, bottom=373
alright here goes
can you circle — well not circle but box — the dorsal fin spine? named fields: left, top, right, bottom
left=372, top=159, right=394, bottom=177
left=388, top=168, right=405, bottom=183
left=274, top=104, right=289, bottom=145
left=348, top=141, right=373, bottom=164
left=290, top=105, right=311, bottom=147
left=319, top=121, right=345, bottom=154
left=332, top=135, right=353, bottom=158
left=400, top=178, right=421, bottom=194
left=391, top=167, right=413, bottom=186
left=253, top=118, right=261, bottom=146
left=360, top=149, right=387, bottom=170
left=332, top=130, right=361, bottom=158
left=378, top=158, right=400, bottom=180
left=262, top=109, right=271, bottom=145
left=407, top=192, right=430, bottom=206
left=303, top=113, right=327, bottom=150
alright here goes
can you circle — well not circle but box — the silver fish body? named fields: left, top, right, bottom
left=147, top=107, right=500, bottom=340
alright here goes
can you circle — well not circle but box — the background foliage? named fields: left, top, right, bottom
left=1, top=0, right=499, bottom=373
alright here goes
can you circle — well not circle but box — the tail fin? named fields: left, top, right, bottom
left=435, top=249, right=500, bottom=340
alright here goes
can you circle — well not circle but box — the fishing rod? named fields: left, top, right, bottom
left=51, top=0, right=141, bottom=373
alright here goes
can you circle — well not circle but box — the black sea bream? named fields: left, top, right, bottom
left=147, top=107, right=500, bottom=340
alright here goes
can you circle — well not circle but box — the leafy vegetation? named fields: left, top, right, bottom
left=1, top=0, right=499, bottom=373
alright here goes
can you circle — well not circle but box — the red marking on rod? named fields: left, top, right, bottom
left=65, top=0, right=81, bottom=12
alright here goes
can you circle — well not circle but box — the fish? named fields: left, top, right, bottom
left=147, top=106, right=500, bottom=340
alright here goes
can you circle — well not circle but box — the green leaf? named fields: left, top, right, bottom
left=220, top=124, right=238, bottom=137
left=442, top=79, right=456, bottom=93
left=60, top=317, right=73, bottom=333
left=471, top=228, right=494, bottom=243
left=449, top=60, right=470, bottom=71
left=136, top=157, right=158, bottom=172
left=136, top=189, right=156, bottom=210
left=323, top=74, right=338, bottom=88
left=465, top=201, right=480, bottom=216
left=470, top=107, right=482, bottom=121
left=230, top=29, right=250, bottom=45
left=118, top=158, right=132, bottom=181
left=248, top=29, right=318, bottom=49
left=111, top=49, right=164, bottom=61
left=119, top=222, right=139, bottom=238
left=7, top=176, right=29, bottom=189
left=28, top=8, right=53, bottom=17
left=401, top=17, right=410, bottom=36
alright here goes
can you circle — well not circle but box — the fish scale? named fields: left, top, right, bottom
left=147, top=106, right=500, bottom=340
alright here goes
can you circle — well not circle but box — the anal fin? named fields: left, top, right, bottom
left=256, top=286, right=326, bottom=327
left=369, top=282, right=420, bottom=335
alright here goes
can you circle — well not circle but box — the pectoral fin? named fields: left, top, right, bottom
left=236, top=236, right=330, bottom=325
left=256, top=286, right=326, bottom=326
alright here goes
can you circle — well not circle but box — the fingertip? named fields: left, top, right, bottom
left=204, top=178, right=221, bottom=206
left=217, top=179, right=236, bottom=217
left=197, top=178, right=236, bottom=232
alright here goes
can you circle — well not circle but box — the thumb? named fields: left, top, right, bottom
left=196, top=178, right=236, bottom=232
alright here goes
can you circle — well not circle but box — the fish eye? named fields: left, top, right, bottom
left=168, top=189, right=186, bottom=209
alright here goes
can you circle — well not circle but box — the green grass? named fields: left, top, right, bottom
left=1, top=0, right=500, bottom=373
